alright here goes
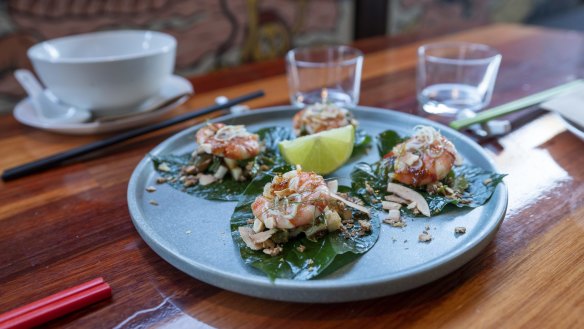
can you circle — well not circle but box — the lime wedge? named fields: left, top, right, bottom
left=278, top=125, right=355, bottom=174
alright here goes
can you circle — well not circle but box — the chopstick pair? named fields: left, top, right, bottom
left=0, top=278, right=111, bottom=329
left=449, top=79, right=583, bottom=130
left=2, top=90, right=265, bottom=181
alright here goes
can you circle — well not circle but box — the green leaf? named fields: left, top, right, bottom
left=351, top=129, right=506, bottom=217
left=351, top=128, right=372, bottom=158
left=350, top=160, right=391, bottom=207
left=151, top=127, right=293, bottom=201
left=451, top=171, right=469, bottom=191
left=256, top=126, right=295, bottom=154
left=231, top=165, right=381, bottom=280
left=424, top=165, right=507, bottom=213
left=208, top=156, right=222, bottom=173
left=250, top=126, right=295, bottom=176
left=151, top=154, right=247, bottom=201
left=351, top=160, right=505, bottom=217
left=376, top=130, right=404, bottom=157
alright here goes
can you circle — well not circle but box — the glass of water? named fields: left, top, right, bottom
left=286, top=45, right=363, bottom=107
left=417, top=42, right=501, bottom=116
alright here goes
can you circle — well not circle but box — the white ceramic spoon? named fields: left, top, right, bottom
left=14, top=69, right=92, bottom=124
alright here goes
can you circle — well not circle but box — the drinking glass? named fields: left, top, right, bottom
left=417, top=42, right=501, bottom=116
left=286, top=45, right=363, bottom=107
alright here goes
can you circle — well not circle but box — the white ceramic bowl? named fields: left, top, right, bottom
left=28, top=30, right=176, bottom=113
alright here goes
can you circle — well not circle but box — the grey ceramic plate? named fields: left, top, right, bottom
left=127, top=106, right=508, bottom=303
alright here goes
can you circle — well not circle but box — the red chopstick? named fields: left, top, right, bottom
left=0, top=278, right=112, bottom=329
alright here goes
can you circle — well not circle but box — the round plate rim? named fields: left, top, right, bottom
left=127, top=105, right=508, bottom=301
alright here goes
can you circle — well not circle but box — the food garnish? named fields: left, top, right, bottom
left=351, top=126, right=506, bottom=221
left=386, top=183, right=430, bottom=217
left=418, top=231, right=432, bottom=242
left=190, top=123, right=260, bottom=185
left=152, top=125, right=293, bottom=201
left=231, top=165, right=380, bottom=280
left=454, top=227, right=467, bottom=234
left=241, top=166, right=369, bottom=254
left=387, top=125, right=463, bottom=187
left=292, top=103, right=358, bottom=136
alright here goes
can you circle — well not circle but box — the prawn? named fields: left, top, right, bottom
left=292, top=103, right=358, bottom=136
left=195, top=123, right=260, bottom=160
left=388, top=126, right=463, bottom=187
left=251, top=169, right=331, bottom=229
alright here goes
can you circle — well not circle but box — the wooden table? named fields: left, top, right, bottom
left=1, top=24, right=583, bottom=328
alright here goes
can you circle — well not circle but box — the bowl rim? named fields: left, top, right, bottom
left=28, top=30, right=176, bottom=64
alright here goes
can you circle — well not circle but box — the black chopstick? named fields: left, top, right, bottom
left=2, top=90, right=265, bottom=181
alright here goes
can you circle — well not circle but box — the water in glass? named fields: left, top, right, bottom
left=419, top=83, right=483, bottom=114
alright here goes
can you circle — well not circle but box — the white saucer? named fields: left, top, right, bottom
left=13, top=75, right=193, bottom=135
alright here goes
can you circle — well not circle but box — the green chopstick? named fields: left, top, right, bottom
left=449, top=79, right=584, bottom=130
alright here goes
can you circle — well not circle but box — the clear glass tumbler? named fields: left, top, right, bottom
left=286, top=45, right=363, bottom=107
left=417, top=42, right=501, bottom=116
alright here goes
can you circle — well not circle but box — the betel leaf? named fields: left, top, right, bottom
left=152, top=154, right=245, bottom=201
left=351, top=129, right=506, bottom=217
left=350, top=160, right=392, bottom=207
left=256, top=126, right=294, bottom=158
left=231, top=165, right=381, bottom=280
left=250, top=126, right=295, bottom=176
left=424, top=165, right=507, bottom=213
left=352, top=161, right=505, bottom=216
left=351, top=128, right=372, bottom=158
left=151, top=126, right=293, bottom=201
left=376, top=130, right=404, bottom=158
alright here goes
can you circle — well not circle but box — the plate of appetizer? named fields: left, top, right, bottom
left=127, top=104, right=507, bottom=302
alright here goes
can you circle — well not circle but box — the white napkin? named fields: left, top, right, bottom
left=541, top=83, right=584, bottom=127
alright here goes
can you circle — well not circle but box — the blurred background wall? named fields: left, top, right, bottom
left=0, top=0, right=583, bottom=113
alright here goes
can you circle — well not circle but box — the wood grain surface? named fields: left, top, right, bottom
left=1, top=24, right=583, bottom=328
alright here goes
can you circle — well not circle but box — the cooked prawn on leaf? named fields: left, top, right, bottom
left=352, top=126, right=506, bottom=219
left=231, top=166, right=380, bottom=280
left=292, top=103, right=359, bottom=136
left=151, top=124, right=293, bottom=201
